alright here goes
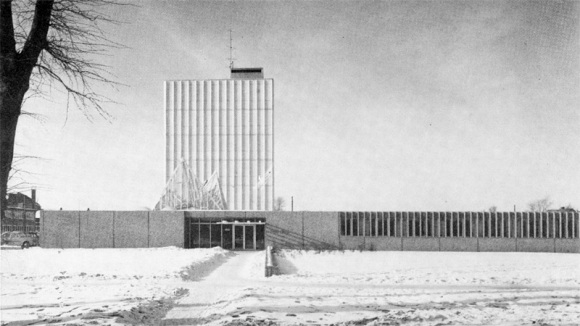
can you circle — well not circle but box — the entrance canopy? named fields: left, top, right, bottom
left=216, top=220, right=265, bottom=225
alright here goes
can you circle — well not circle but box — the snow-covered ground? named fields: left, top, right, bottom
left=162, top=250, right=580, bottom=326
left=275, top=250, right=580, bottom=286
left=0, top=247, right=231, bottom=325
left=261, top=250, right=580, bottom=325
left=1, top=248, right=579, bottom=326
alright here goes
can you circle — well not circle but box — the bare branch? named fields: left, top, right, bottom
left=274, top=197, right=286, bottom=211
left=7, top=153, right=46, bottom=193
left=1, top=0, right=130, bottom=218
left=528, top=196, right=553, bottom=213
left=12, top=0, right=129, bottom=120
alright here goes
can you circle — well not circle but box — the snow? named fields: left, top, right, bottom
left=164, top=250, right=580, bottom=325
left=1, top=248, right=579, bottom=325
left=2, top=246, right=224, bottom=278
left=260, top=250, right=580, bottom=325
left=163, top=250, right=579, bottom=326
left=274, top=250, right=580, bottom=287
left=0, top=247, right=229, bottom=325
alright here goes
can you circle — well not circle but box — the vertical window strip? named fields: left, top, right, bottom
left=450, top=212, right=455, bottom=238
left=557, top=212, right=561, bottom=239
left=406, top=212, right=411, bottom=237
left=527, top=212, right=531, bottom=239
left=533, top=212, right=537, bottom=238
left=380, top=212, right=385, bottom=237
left=444, top=212, right=449, bottom=238
left=349, top=212, right=353, bottom=236
left=411, top=212, right=416, bottom=237
left=437, top=212, right=441, bottom=238
left=390, top=212, right=394, bottom=237
left=426, top=212, right=430, bottom=237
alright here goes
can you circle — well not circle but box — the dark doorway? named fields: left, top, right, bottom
left=184, top=214, right=265, bottom=250
left=222, top=225, right=233, bottom=249
left=245, top=225, right=254, bottom=250
left=199, top=224, right=211, bottom=248
left=256, top=224, right=265, bottom=250
left=234, top=225, right=244, bottom=249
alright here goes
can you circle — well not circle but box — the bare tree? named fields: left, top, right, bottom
left=488, top=206, right=497, bottom=213
left=274, top=197, right=286, bottom=211
left=528, top=196, right=553, bottom=213
left=1, top=0, right=124, bottom=218
left=7, top=154, right=41, bottom=193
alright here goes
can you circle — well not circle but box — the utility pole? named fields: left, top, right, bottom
left=291, top=196, right=294, bottom=212
left=228, top=29, right=235, bottom=69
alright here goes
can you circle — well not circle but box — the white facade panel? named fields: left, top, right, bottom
left=165, top=78, right=274, bottom=211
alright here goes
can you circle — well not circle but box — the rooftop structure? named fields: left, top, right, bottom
left=230, top=67, right=264, bottom=79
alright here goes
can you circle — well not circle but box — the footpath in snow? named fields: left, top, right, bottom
left=162, top=250, right=266, bottom=325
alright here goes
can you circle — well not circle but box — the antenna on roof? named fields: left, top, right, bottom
left=228, top=29, right=235, bottom=69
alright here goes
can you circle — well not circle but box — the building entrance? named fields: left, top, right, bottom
left=185, top=215, right=265, bottom=250
left=223, top=223, right=261, bottom=250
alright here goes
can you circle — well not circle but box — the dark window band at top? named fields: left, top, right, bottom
left=231, top=68, right=262, bottom=73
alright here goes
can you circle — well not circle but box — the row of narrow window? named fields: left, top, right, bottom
left=340, top=212, right=579, bottom=239
left=169, top=157, right=274, bottom=161
left=167, top=108, right=273, bottom=111
left=169, top=133, right=274, bottom=136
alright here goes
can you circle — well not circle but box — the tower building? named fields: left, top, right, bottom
left=164, top=68, right=274, bottom=211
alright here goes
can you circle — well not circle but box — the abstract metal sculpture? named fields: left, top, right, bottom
left=155, top=160, right=228, bottom=210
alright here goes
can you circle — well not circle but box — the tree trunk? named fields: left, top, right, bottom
left=1, top=0, right=53, bottom=219
left=0, top=88, right=24, bottom=220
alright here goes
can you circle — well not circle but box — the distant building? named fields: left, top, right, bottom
left=547, top=207, right=577, bottom=213
left=1, top=189, right=41, bottom=232
left=163, top=68, right=274, bottom=210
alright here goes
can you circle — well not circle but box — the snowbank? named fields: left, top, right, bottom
left=1, top=246, right=228, bottom=279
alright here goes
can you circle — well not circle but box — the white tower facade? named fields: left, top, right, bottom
left=164, top=68, right=274, bottom=211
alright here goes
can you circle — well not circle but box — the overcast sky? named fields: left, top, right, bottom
left=13, top=0, right=579, bottom=212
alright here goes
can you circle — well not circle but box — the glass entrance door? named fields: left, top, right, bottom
left=222, top=225, right=233, bottom=249
left=185, top=215, right=265, bottom=250
left=234, top=225, right=244, bottom=249
left=227, top=224, right=256, bottom=250
left=245, top=225, right=255, bottom=250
